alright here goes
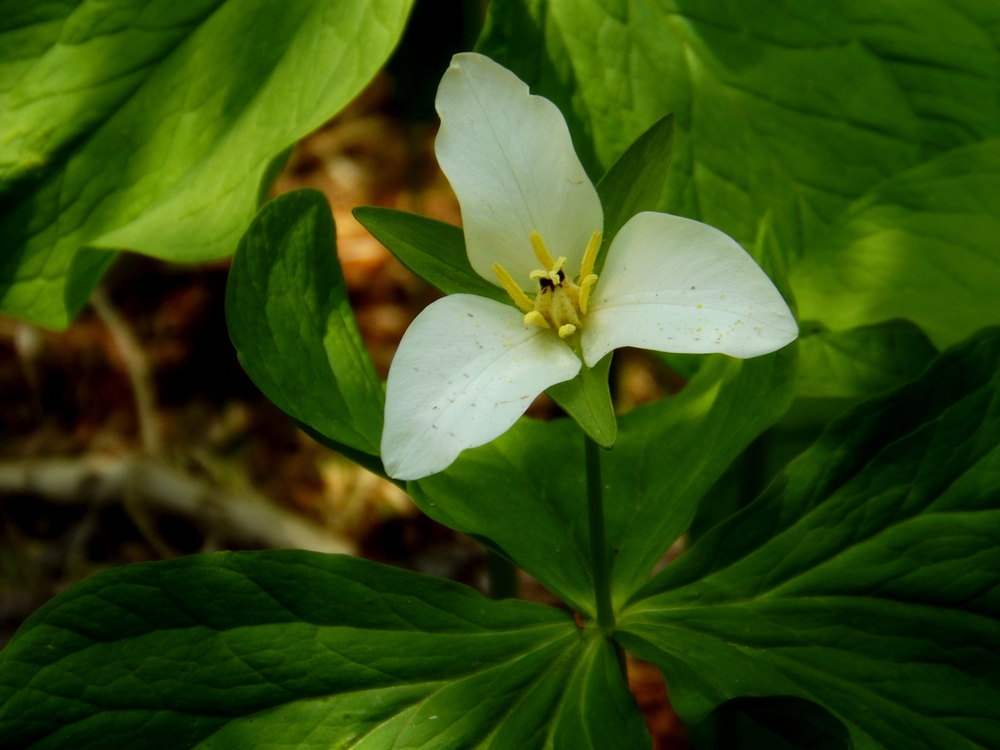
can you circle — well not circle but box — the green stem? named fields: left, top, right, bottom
left=585, top=434, right=615, bottom=631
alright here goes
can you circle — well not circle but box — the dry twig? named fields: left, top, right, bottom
left=0, top=455, right=355, bottom=555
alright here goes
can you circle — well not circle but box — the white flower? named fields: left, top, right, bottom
left=381, top=53, right=798, bottom=480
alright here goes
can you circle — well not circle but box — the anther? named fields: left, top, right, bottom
left=493, top=262, right=535, bottom=313
left=524, top=311, right=550, bottom=329
left=558, top=324, right=577, bottom=338
left=530, top=231, right=556, bottom=271
left=579, top=231, right=602, bottom=280
left=578, top=273, right=598, bottom=314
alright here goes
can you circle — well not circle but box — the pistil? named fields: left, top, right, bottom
left=492, top=230, right=603, bottom=336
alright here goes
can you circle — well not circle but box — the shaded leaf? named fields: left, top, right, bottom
left=618, top=327, right=1000, bottom=749
left=796, top=320, right=937, bottom=399
left=593, top=113, right=674, bottom=275
left=226, top=190, right=383, bottom=455
left=352, top=206, right=509, bottom=304
left=547, top=353, right=616, bottom=448
left=409, top=343, right=796, bottom=615
left=716, top=696, right=853, bottom=750
left=0, top=550, right=648, bottom=750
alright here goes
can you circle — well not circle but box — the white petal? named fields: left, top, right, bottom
left=382, top=294, right=581, bottom=480
left=435, top=53, right=603, bottom=290
left=582, top=212, right=798, bottom=366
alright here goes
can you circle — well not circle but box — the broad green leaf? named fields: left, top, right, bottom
left=796, top=320, right=937, bottom=400
left=0, top=550, right=649, bottom=750
left=748, top=213, right=797, bottom=316
left=0, top=0, right=415, bottom=328
left=792, top=139, right=1000, bottom=349
left=226, top=190, right=383, bottom=455
left=409, top=417, right=591, bottom=613
left=477, top=1, right=1000, bottom=343
left=479, top=0, right=999, bottom=248
left=604, top=347, right=796, bottom=609
left=547, top=352, right=616, bottom=448
left=352, top=206, right=509, bottom=304
left=479, top=0, right=917, bottom=247
left=617, top=327, right=1000, bottom=750
left=592, top=113, right=674, bottom=275
left=410, top=343, right=796, bottom=615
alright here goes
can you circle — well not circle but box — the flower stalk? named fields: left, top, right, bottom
left=585, top=433, right=615, bottom=632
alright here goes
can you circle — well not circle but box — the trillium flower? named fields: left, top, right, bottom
left=381, top=53, right=798, bottom=480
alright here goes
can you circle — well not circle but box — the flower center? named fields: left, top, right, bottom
left=492, top=230, right=601, bottom=340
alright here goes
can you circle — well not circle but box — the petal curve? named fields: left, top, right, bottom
left=435, top=53, right=602, bottom=290
left=382, top=294, right=581, bottom=480
left=582, top=212, right=798, bottom=366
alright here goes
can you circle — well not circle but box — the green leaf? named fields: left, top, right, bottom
left=796, top=320, right=938, bottom=399
left=352, top=206, right=509, bottom=304
left=226, top=190, right=383, bottom=455
left=604, top=346, right=797, bottom=609
left=617, top=327, right=1000, bottom=749
left=410, top=343, right=796, bottom=615
left=0, top=0, right=416, bottom=328
left=479, top=1, right=910, bottom=244
left=256, top=146, right=294, bottom=209
left=547, top=353, right=616, bottom=448
left=479, top=0, right=999, bottom=246
left=477, top=1, right=1000, bottom=344
left=409, top=417, right=592, bottom=613
left=592, top=113, right=674, bottom=275
left=0, top=550, right=649, bottom=750
left=748, top=213, right=797, bottom=317
left=791, top=139, right=1000, bottom=349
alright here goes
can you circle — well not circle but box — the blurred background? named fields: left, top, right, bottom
left=0, top=2, right=843, bottom=748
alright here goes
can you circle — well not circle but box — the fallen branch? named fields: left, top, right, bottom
left=90, top=287, right=162, bottom=455
left=0, top=454, right=355, bottom=555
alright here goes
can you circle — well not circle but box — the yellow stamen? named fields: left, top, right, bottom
left=524, top=310, right=550, bottom=329
left=545, top=256, right=566, bottom=283
left=578, top=273, right=598, bottom=314
left=558, top=324, right=577, bottom=338
left=530, top=231, right=555, bottom=271
left=493, top=262, right=534, bottom=313
left=579, top=231, right=602, bottom=280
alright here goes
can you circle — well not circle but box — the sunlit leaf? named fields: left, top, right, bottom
left=792, top=139, right=1000, bottom=348
left=0, top=0, right=415, bottom=328
left=478, top=0, right=1000, bottom=347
